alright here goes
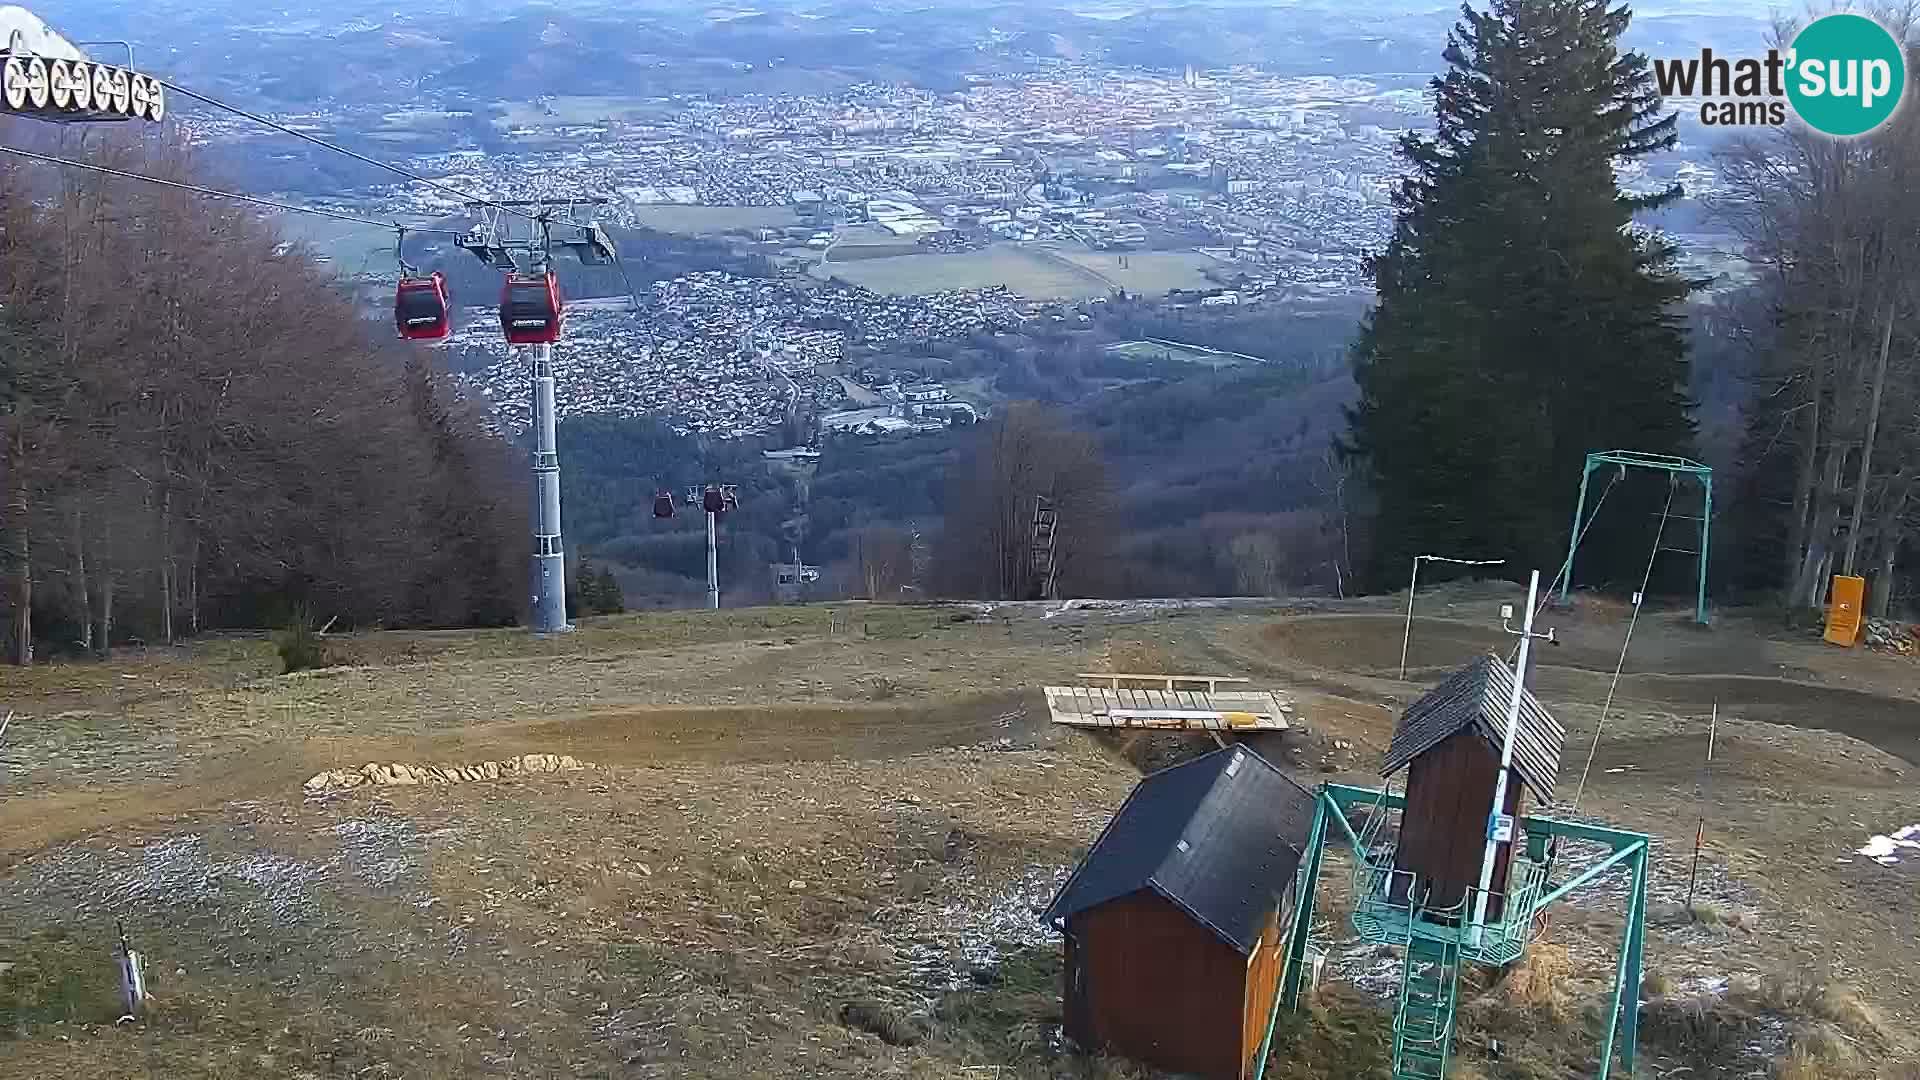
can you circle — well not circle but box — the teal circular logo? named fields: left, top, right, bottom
left=1787, top=13, right=1907, bottom=137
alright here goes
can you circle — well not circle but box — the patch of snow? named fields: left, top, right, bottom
left=10, top=814, right=449, bottom=926
left=886, top=863, right=1072, bottom=994
left=1857, top=823, right=1920, bottom=866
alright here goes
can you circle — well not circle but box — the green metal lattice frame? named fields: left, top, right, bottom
left=1251, top=784, right=1651, bottom=1080
left=1559, top=450, right=1714, bottom=625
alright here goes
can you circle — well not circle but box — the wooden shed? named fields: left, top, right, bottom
left=1381, top=655, right=1564, bottom=917
left=1044, top=746, right=1315, bottom=1080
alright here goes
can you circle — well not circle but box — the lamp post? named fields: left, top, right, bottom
left=1399, top=555, right=1506, bottom=679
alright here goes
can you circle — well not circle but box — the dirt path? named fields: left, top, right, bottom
left=4, top=600, right=1917, bottom=1078
left=1252, top=612, right=1920, bottom=765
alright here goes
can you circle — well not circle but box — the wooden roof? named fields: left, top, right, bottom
left=1381, top=654, right=1564, bottom=800
left=1044, top=746, right=1315, bottom=954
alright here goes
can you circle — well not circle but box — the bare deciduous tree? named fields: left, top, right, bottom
left=0, top=130, right=528, bottom=662
left=1717, top=14, right=1919, bottom=619
left=934, top=401, right=1114, bottom=600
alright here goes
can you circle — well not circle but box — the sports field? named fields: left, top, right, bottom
left=1107, top=338, right=1250, bottom=367
left=269, top=212, right=451, bottom=274
left=626, top=204, right=800, bottom=235
left=815, top=244, right=1113, bottom=299
left=499, top=96, right=678, bottom=128
left=1045, top=246, right=1221, bottom=295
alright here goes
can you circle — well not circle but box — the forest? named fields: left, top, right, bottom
left=0, top=129, right=525, bottom=663
left=5, top=0, right=1916, bottom=665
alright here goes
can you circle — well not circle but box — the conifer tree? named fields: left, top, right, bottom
left=595, top=566, right=625, bottom=615
left=1345, top=0, right=1696, bottom=587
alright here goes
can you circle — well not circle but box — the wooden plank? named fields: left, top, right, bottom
left=1074, top=673, right=1252, bottom=686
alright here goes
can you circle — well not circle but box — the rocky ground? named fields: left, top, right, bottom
left=1, top=593, right=1916, bottom=1078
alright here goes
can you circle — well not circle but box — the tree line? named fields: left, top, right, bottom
left=0, top=127, right=526, bottom=663
left=1718, top=12, right=1920, bottom=620
left=1341, top=0, right=1916, bottom=618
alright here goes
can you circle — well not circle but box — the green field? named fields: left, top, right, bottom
left=268, top=212, right=451, bottom=274
left=814, top=244, right=1113, bottom=299
left=499, top=96, right=678, bottom=128
left=627, top=204, right=800, bottom=236
left=1046, top=247, right=1222, bottom=295
left=1107, top=338, right=1250, bottom=368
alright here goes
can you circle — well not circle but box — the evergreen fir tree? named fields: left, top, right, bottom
left=573, top=557, right=601, bottom=617
left=596, top=566, right=626, bottom=614
left=1345, top=0, right=1697, bottom=588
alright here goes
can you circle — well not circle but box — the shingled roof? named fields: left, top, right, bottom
left=1381, top=654, right=1564, bottom=800
left=1043, top=746, right=1315, bottom=954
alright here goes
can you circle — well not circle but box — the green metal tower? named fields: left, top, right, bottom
left=1251, top=784, right=1652, bottom=1080
left=1559, top=450, right=1714, bottom=625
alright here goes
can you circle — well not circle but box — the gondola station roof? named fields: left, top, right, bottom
left=1382, top=654, right=1565, bottom=800
left=1045, top=746, right=1315, bottom=953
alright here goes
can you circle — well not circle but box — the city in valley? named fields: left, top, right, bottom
left=152, top=1, right=1749, bottom=443
left=4, top=4, right=1918, bottom=1080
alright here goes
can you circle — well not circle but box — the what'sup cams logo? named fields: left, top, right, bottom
left=1654, top=13, right=1907, bottom=137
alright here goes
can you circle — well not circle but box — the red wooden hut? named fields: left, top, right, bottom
left=1045, top=746, right=1315, bottom=1080
left=1380, top=654, right=1564, bottom=918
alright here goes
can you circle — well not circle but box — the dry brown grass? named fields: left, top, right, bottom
left=1095, top=637, right=1182, bottom=676
left=1754, top=978, right=1912, bottom=1080
left=1639, top=992, right=1762, bottom=1062
left=1452, top=941, right=1593, bottom=1080
left=1736, top=975, right=1889, bottom=1044
left=1495, top=941, right=1575, bottom=1021
left=1641, top=972, right=1904, bottom=1077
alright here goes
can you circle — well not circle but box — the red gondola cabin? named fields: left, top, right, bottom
left=499, top=271, right=563, bottom=345
left=702, top=486, right=726, bottom=515
left=394, top=272, right=451, bottom=341
left=652, top=490, right=676, bottom=519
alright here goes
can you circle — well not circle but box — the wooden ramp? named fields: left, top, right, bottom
left=1045, top=677, right=1292, bottom=733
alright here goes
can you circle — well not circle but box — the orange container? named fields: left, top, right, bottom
left=1824, top=575, right=1866, bottom=647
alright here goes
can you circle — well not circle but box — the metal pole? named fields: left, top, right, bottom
left=1560, top=459, right=1594, bottom=607
left=1696, top=473, right=1713, bottom=625
left=707, top=510, right=720, bottom=611
left=1686, top=703, right=1717, bottom=909
left=1400, top=557, right=1420, bottom=680
left=1277, top=792, right=1329, bottom=1014
left=529, top=342, right=568, bottom=633
left=1400, top=556, right=1502, bottom=679
left=1471, top=569, right=1540, bottom=941
left=1599, top=842, right=1649, bottom=1080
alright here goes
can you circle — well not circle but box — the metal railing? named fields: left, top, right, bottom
left=1350, top=843, right=1548, bottom=967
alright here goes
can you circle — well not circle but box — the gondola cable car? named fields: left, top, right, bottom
left=392, top=230, right=453, bottom=342
left=500, top=268, right=563, bottom=345
left=652, top=489, right=676, bottom=519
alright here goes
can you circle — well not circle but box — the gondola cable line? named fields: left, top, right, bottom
left=0, top=141, right=467, bottom=235
left=1505, top=467, right=1625, bottom=665
left=2, top=143, right=467, bottom=342
left=149, top=76, right=540, bottom=225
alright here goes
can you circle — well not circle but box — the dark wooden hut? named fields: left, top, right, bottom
left=1044, top=746, right=1315, bottom=1080
left=1381, top=654, right=1564, bottom=917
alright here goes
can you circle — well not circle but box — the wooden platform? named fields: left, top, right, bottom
left=1045, top=683, right=1291, bottom=732
left=1073, top=672, right=1252, bottom=693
